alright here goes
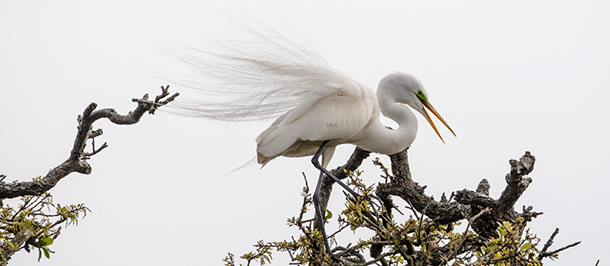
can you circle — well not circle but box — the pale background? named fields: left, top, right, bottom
left=1, top=1, right=608, bottom=265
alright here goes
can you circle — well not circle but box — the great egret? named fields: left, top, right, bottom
left=174, top=21, right=456, bottom=258
left=257, top=71, right=455, bottom=257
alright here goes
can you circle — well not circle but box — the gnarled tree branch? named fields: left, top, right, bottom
left=0, top=86, right=179, bottom=199
left=313, top=146, right=573, bottom=264
left=376, top=149, right=466, bottom=224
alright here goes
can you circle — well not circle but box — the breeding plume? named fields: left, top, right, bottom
left=175, top=22, right=455, bottom=257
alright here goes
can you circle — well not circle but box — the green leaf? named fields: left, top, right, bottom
left=326, top=210, right=332, bottom=219
left=43, top=247, right=50, bottom=259
left=38, top=249, right=42, bottom=262
left=520, top=243, right=531, bottom=250
left=38, top=237, right=54, bottom=247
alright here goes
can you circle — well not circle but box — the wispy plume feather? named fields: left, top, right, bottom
left=168, top=13, right=343, bottom=122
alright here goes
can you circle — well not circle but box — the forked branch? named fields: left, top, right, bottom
left=0, top=86, right=179, bottom=199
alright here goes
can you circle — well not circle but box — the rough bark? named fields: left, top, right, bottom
left=316, top=147, right=549, bottom=263
left=454, top=151, right=540, bottom=238
left=0, top=86, right=178, bottom=199
left=0, top=229, right=33, bottom=264
left=0, top=86, right=177, bottom=265
left=376, top=149, right=467, bottom=224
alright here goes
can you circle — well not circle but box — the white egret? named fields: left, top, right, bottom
left=174, top=21, right=455, bottom=257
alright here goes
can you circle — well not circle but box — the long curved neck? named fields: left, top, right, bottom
left=378, top=92, right=419, bottom=152
left=352, top=90, right=418, bottom=155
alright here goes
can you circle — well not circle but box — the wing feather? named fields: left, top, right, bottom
left=256, top=78, right=376, bottom=160
left=167, top=15, right=378, bottom=165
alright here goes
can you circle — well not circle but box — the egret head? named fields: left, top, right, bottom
left=379, top=72, right=456, bottom=143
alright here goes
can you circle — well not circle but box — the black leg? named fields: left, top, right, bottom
left=311, top=140, right=360, bottom=198
left=312, top=169, right=333, bottom=256
left=310, top=140, right=362, bottom=258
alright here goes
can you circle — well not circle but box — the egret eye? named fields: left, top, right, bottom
left=415, top=90, right=428, bottom=102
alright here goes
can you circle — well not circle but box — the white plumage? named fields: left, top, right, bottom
left=255, top=75, right=375, bottom=167
left=173, top=19, right=455, bottom=168
left=172, top=17, right=456, bottom=257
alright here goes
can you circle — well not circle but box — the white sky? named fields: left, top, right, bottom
left=1, top=1, right=608, bottom=265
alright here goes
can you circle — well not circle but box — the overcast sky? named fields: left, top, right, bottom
left=1, top=1, right=608, bottom=265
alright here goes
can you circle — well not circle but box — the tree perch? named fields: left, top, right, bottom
left=0, top=86, right=178, bottom=199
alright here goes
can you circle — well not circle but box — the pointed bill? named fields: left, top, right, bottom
left=421, top=101, right=456, bottom=143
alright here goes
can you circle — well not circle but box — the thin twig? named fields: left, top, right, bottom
left=448, top=207, right=491, bottom=264
left=540, top=241, right=581, bottom=259
left=538, top=228, right=581, bottom=261
left=540, top=228, right=559, bottom=255
left=417, top=197, right=433, bottom=245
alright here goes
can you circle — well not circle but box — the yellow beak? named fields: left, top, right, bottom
left=420, top=101, right=456, bottom=143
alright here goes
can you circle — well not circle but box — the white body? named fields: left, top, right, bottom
left=256, top=72, right=425, bottom=167
left=176, top=23, right=452, bottom=167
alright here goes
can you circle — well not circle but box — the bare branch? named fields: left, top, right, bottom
left=540, top=228, right=560, bottom=255
left=540, top=241, right=581, bottom=259
left=450, top=151, right=541, bottom=239
left=539, top=228, right=581, bottom=261
left=0, top=86, right=178, bottom=199
left=132, top=85, right=180, bottom=115
left=454, top=189, right=496, bottom=208
left=496, top=151, right=536, bottom=220
left=450, top=207, right=492, bottom=261
left=376, top=148, right=465, bottom=224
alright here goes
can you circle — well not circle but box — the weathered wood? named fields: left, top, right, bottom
left=316, top=147, right=547, bottom=263
left=0, top=86, right=177, bottom=200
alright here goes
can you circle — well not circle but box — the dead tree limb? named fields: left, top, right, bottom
left=539, top=228, right=581, bottom=263
left=0, top=86, right=179, bottom=199
left=313, top=145, right=578, bottom=265
left=454, top=151, right=538, bottom=238
left=376, top=149, right=466, bottom=224
left=373, top=150, right=540, bottom=239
